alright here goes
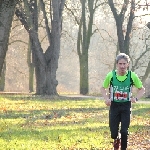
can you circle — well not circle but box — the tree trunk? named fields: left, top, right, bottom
left=27, top=0, right=38, bottom=93
left=108, top=0, right=135, bottom=55
left=27, top=39, right=34, bottom=93
left=0, top=60, right=6, bottom=91
left=0, top=0, right=16, bottom=76
left=44, top=0, right=63, bottom=95
left=77, top=0, right=95, bottom=95
left=29, top=30, right=47, bottom=95
left=124, top=0, right=135, bottom=55
left=79, top=53, right=88, bottom=95
left=16, top=0, right=65, bottom=95
left=116, top=18, right=125, bottom=53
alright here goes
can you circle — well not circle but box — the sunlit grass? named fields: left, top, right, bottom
left=0, top=95, right=149, bottom=149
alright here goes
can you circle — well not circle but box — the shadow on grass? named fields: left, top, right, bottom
left=130, top=124, right=150, bottom=131
left=0, top=106, right=108, bottom=120
left=0, top=95, right=149, bottom=149
left=0, top=122, right=149, bottom=149
left=1, top=105, right=148, bottom=121
left=0, top=124, right=110, bottom=143
left=0, top=94, right=99, bottom=102
left=132, top=106, right=150, bottom=117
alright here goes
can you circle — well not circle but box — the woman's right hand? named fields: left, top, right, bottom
left=105, top=98, right=111, bottom=106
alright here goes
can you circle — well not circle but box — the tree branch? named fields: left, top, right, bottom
left=39, top=0, right=51, bottom=44
left=64, top=3, right=80, bottom=25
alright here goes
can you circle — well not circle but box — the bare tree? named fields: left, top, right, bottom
left=65, top=0, right=102, bottom=95
left=108, top=0, right=135, bottom=55
left=0, top=0, right=17, bottom=86
left=108, top=0, right=150, bottom=84
left=15, top=0, right=65, bottom=95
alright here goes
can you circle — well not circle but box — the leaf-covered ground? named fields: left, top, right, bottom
left=0, top=94, right=149, bottom=150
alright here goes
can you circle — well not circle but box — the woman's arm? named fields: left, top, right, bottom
left=101, top=87, right=111, bottom=106
left=130, top=86, right=145, bottom=103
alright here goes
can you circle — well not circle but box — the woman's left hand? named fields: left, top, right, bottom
left=130, top=97, right=137, bottom=103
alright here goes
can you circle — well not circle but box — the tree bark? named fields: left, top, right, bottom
left=108, top=0, right=135, bottom=55
left=79, top=53, right=88, bottom=95
left=0, top=0, right=16, bottom=76
left=77, top=0, right=95, bottom=95
left=16, top=0, right=65, bottom=95
left=0, top=60, right=6, bottom=91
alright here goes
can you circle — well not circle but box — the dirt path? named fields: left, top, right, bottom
left=0, top=92, right=149, bottom=104
left=62, top=94, right=150, bottom=103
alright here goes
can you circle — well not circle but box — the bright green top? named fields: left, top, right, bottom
left=103, top=70, right=143, bottom=89
left=111, top=70, right=132, bottom=102
left=102, top=70, right=143, bottom=102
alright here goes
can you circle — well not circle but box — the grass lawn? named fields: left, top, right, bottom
left=0, top=95, right=149, bottom=150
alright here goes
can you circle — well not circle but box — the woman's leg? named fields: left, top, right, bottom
left=120, top=102, right=131, bottom=150
left=109, top=103, right=121, bottom=139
